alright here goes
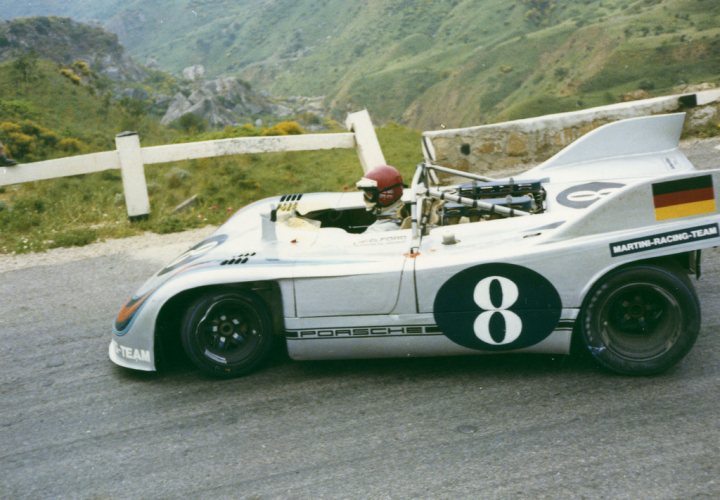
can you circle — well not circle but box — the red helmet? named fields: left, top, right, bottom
left=356, top=165, right=404, bottom=208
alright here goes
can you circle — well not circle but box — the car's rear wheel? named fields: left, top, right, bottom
left=181, top=291, right=275, bottom=377
left=580, top=265, right=700, bottom=375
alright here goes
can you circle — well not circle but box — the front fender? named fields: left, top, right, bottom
left=111, top=258, right=295, bottom=371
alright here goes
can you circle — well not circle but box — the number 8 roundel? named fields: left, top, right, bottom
left=433, top=263, right=562, bottom=351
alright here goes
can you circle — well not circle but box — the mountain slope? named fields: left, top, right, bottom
left=2, top=0, right=719, bottom=128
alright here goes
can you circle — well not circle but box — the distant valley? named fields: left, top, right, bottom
left=1, top=0, right=719, bottom=128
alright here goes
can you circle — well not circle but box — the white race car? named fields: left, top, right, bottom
left=110, top=113, right=719, bottom=377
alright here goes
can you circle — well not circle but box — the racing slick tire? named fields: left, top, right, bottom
left=181, top=290, right=275, bottom=377
left=580, top=264, right=700, bottom=375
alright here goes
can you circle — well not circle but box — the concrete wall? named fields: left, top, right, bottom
left=423, top=90, right=720, bottom=175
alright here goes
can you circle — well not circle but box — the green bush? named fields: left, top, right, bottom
left=263, top=121, right=304, bottom=135
left=0, top=119, right=85, bottom=161
left=58, top=137, right=86, bottom=153
left=153, top=215, right=188, bottom=234
left=174, top=112, right=208, bottom=134
left=49, top=228, right=98, bottom=248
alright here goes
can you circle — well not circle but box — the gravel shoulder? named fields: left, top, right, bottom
left=0, top=226, right=216, bottom=274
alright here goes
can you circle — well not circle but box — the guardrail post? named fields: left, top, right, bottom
left=345, top=109, right=386, bottom=174
left=115, top=131, right=150, bottom=220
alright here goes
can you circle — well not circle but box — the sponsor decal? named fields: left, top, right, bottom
left=610, top=223, right=719, bottom=257
left=556, top=182, right=624, bottom=209
left=652, top=175, right=716, bottom=221
left=158, top=234, right=228, bottom=276
left=433, top=264, right=562, bottom=351
left=114, top=292, right=151, bottom=333
left=286, top=325, right=441, bottom=339
left=352, top=234, right=408, bottom=247
left=111, top=340, right=151, bottom=363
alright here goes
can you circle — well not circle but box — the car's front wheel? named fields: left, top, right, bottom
left=181, top=290, right=275, bottom=377
left=580, top=264, right=700, bottom=375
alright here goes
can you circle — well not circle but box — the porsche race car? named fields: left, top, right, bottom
left=110, top=113, right=720, bottom=377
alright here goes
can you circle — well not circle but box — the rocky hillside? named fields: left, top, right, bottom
left=0, top=16, right=147, bottom=82
left=3, top=1, right=720, bottom=129
left=0, top=17, right=320, bottom=128
left=160, top=69, right=324, bottom=127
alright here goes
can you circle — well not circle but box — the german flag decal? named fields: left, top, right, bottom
left=652, top=175, right=716, bottom=221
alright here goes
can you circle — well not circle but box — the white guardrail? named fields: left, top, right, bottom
left=0, top=110, right=386, bottom=219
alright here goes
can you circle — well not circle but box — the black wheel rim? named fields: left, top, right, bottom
left=194, top=298, right=263, bottom=366
left=596, top=282, right=682, bottom=360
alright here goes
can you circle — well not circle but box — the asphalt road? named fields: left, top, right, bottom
left=1, top=139, right=719, bottom=499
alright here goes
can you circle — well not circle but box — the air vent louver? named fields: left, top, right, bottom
left=220, top=252, right=257, bottom=266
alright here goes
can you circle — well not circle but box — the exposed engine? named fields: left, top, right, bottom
left=440, top=178, right=546, bottom=224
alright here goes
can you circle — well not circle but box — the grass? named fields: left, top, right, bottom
left=0, top=123, right=421, bottom=254
left=0, top=59, right=174, bottom=151
left=0, top=55, right=423, bottom=255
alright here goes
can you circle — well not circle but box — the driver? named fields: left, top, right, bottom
left=356, top=165, right=407, bottom=232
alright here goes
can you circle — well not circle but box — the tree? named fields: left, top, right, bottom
left=520, top=0, right=556, bottom=27
left=174, top=112, right=208, bottom=134
left=119, top=96, right=149, bottom=119
left=12, top=50, right=40, bottom=91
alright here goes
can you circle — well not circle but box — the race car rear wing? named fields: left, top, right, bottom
left=519, top=113, right=692, bottom=177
